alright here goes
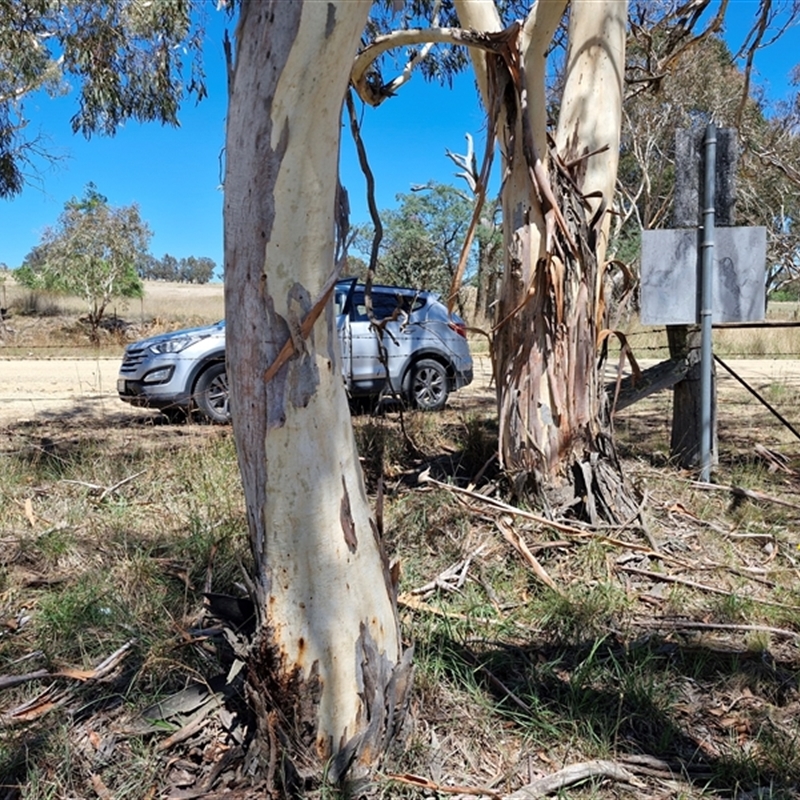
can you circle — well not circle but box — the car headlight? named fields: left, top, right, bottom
left=143, top=367, right=174, bottom=384
left=148, top=334, right=207, bottom=354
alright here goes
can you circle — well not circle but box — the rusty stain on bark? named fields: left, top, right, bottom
left=340, top=476, right=358, bottom=553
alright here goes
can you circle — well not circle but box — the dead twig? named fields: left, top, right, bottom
left=61, top=470, right=146, bottom=503
left=0, top=669, right=51, bottom=691
left=0, top=639, right=135, bottom=691
left=397, top=593, right=522, bottom=628
left=422, top=472, right=690, bottom=567
left=408, top=544, right=487, bottom=598
left=496, top=518, right=562, bottom=596
left=618, top=565, right=800, bottom=611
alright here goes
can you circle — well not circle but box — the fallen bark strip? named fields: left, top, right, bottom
left=496, top=518, right=563, bottom=595
left=628, top=617, right=800, bottom=640
left=383, top=772, right=502, bottom=798
left=506, top=760, right=642, bottom=799
left=3, top=685, right=68, bottom=723
left=386, top=759, right=642, bottom=799
left=263, top=265, right=342, bottom=383
left=618, top=566, right=800, bottom=611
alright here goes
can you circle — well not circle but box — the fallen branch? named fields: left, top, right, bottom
left=628, top=617, right=800, bottom=640
left=618, top=565, right=800, bottom=611
left=691, top=481, right=800, bottom=512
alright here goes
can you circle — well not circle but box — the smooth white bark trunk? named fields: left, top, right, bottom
left=224, top=0, right=407, bottom=781
left=555, top=0, right=627, bottom=267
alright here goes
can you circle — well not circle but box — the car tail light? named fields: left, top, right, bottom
left=449, top=321, right=467, bottom=339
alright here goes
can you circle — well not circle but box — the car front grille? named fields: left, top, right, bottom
left=120, top=348, right=147, bottom=373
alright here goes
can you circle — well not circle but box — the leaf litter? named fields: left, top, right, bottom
left=1, top=390, right=800, bottom=798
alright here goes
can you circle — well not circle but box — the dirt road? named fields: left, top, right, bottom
left=1, top=355, right=799, bottom=426
left=0, top=357, right=152, bottom=425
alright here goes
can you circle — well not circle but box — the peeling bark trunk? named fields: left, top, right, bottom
left=224, top=1, right=410, bottom=790
left=456, top=1, right=636, bottom=520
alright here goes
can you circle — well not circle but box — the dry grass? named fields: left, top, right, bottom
left=604, top=299, right=800, bottom=363
left=3, top=277, right=224, bottom=323
left=1, top=290, right=800, bottom=798
left=3, top=404, right=799, bottom=798
left=1, top=280, right=224, bottom=356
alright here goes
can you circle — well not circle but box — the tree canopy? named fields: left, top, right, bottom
left=0, top=0, right=206, bottom=197
left=16, top=183, right=149, bottom=333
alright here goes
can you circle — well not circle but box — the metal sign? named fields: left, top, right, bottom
left=640, top=226, right=766, bottom=325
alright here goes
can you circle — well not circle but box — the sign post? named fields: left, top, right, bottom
left=699, top=125, right=716, bottom=482
left=640, top=127, right=766, bottom=477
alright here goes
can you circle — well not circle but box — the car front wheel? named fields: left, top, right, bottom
left=194, top=363, right=230, bottom=423
left=409, top=359, right=449, bottom=411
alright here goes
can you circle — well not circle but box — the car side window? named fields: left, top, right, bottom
left=351, top=290, right=408, bottom=322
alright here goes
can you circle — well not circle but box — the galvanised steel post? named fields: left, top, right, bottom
left=699, top=124, right=716, bottom=482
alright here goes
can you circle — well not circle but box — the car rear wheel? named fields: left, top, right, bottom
left=194, top=363, right=230, bottom=423
left=409, top=359, right=449, bottom=411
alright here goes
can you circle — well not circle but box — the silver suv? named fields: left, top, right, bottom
left=117, top=279, right=473, bottom=422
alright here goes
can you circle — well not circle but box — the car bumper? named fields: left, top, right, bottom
left=452, top=365, right=473, bottom=391
left=117, top=377, right=191, bottom=410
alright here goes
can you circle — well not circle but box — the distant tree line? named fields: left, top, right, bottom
left=137, top=253, right=217, bottom=284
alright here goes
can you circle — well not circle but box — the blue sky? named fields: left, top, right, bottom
left=1, top=2, right=797, bottom=276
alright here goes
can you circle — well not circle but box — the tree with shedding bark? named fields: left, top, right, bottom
left=354, top=1, right=636, bottom=518
left=351, top=0, right=800, bottom=519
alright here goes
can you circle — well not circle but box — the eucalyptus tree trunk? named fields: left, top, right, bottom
left=456, top=0, right=637, bottom=519
left=224, top=1, right=410, bottom=789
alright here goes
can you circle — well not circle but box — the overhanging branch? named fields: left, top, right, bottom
left=351, top=26, right=512, bottom=106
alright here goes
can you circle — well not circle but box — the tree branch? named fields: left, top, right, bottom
left=351, top=27, right=510, bottom=106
